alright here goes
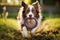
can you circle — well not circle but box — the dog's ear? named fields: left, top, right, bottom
left=22, top=1, right=28, bottom=8
left=32, top=1, right=41, bottom=13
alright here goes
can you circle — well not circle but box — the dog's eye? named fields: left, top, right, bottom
left=32, top=9, right=34, bottom=11
left=32, top=10, right=34, bottom=12
left=32, top=9, right=36, bottom=13
left=27, top=9, right=30, bottom=13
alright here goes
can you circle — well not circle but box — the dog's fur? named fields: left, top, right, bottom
left=17, top=1, right=42, bottom=37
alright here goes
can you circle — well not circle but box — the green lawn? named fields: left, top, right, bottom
left=37, top=18, right=60, bottom=33
left=0, top=11, right=60, bottom=40
left=0, top=18, right=21, bottom=40
left=0, top=17, right=60, bottom=40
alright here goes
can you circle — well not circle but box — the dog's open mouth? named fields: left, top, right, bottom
left=24, top=17, right=38, bottom=29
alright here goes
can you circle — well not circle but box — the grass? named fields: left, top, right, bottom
left=0, top=18, right=22, bottom=40
left=0, top=18, right=18, bottom=30
left=37, top=18, right=60, bottom=31
left=36, top=18, right=60, bottom=40
left=0, top=12, right=60, bottom=40
left=0, top=18, right=60, bottom=40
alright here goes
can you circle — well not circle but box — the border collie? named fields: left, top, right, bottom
left=17, top=1, right=42, bottom=37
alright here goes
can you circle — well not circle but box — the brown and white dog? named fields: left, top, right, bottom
left=17, top=1, right=42, bottom=37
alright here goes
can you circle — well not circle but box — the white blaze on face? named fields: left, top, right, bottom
left=27, top=5, right=34, bottom=18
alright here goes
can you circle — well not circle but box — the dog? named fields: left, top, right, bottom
left=17, top=1, right=42, bottom=37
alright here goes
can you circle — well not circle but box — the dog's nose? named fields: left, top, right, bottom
left=29, top=15, right=32, bottom=17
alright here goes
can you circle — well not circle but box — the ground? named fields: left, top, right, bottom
left=0, top=18, right=60, bottom=40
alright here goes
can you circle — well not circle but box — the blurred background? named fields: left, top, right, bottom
left=0, top=0, right=60, bottom=40
left=0, top=0, right=60, bottom=19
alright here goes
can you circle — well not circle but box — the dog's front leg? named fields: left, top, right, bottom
left=22, top=26, right=28, bottom=37
left=31, top=24, right=39, bottom=34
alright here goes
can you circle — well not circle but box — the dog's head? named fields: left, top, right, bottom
left=22, top=1, right=41, bottom=19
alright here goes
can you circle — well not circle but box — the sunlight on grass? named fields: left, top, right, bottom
left=37, top=18, right=60, bottom=32
left=0, top=18, right=60, bottom=40
left=0, top=18, right=18, bottom=30
left=0, top=18, right=22, bottom=40
left=6, top=19, right=18, bottom=30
